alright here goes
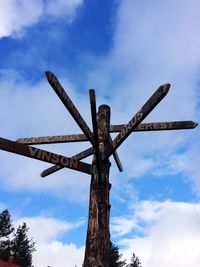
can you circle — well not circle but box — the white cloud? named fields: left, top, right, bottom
left=111, top=216, right=140, bottom=237
left=14, top=216, right=83, bottom=244
left=87, top=0, right=200, bottom=120
left=1, top=2, right=199, bottom=266
left=113, top=201, right=200, bottom=267
left=0, top=71, right=91, bottom=202
left=85, top=0, right=200, bottom=193
left=0, top=0, right=199, bottom=199
left=0, top=0, right=83, bottom=38
left=46, top=0, right=83, bottom=18
left=13, top=215, right=84, bottom=267
left=0, top=202, right=6, bottom=211
left=0, top=0, right=199, bottom=197
left=34, top=241, right=84, bottom=267
left=0, top=0, right=43, bottom=38
left=88, top=0, right=200, bottom=121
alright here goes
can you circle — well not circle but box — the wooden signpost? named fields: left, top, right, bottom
left=0, top=71, right=197, bottom=267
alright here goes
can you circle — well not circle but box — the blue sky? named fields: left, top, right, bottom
left=0, top=0, right=200, bottom=266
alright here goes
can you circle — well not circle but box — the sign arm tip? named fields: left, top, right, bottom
left=193, top=121, right=198, bottom=128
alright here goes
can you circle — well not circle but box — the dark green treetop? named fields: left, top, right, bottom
left=0, top=210, right=35, bottom=267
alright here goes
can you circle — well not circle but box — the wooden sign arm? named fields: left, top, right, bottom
left=16, top=133, right=88, bottom=145
left=112, top=149, right=123, bottom=172
left=16, top=132, right=93, bottom=176
left=108, top=120, right=197, bottom=170
left=108, top=135, right=123, bottom=172
left=0, top=137, right=93, bottom=175
left=45, top=71, right=94, bottom=146
left=89, top=89, right=102, bottom=183
left=104, top=83, right=171, bottom=159
left=109, top=120, right=198, bottom=132
left=41, top=147, right=94, bottom=177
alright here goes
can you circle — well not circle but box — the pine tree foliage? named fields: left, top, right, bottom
left=109, top=242, right=127, bottom=267
left=0, top=210, right=35, bottom=267
left=0, top=239, right=11, bottom=262
left=109, top=242, right=142, bottom=267
left=0, top=210, right=14, bottom=261
left=12, top=223, right=35, bottom=267
left=0, top=210, right=14, bottom=237
left=127, top=253, right=142, bottom=267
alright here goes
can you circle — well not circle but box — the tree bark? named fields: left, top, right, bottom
left=83, top=105, right=111, bottom=267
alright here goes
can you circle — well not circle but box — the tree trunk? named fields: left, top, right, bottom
left=83, top=105, right=111, bottom=267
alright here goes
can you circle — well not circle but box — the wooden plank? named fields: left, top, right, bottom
left=104, top=83, right=170, bottom=159
left=112, top=149, right=123, bottom=172
left=41, top=147, right=93, bottom=177
left=45, top=71, right=94, bottom=145
left=16, top=121, right=197, bottom=145
left=0, top=137, right=92, bottom=174
left=110, top=121, right=198, bottom=132
left=16, top=134, right=88, bottom=145
left=89, top=89, right=102, bottom=183
left=108, top=135, right=123, bottom=172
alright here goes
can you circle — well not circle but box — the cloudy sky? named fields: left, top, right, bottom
left=0, top=0, right=200, bottom=266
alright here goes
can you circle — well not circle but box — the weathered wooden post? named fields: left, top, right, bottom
left=0, top=71, right=198, bottom=267
left=83, top=104, right=111, bottom=267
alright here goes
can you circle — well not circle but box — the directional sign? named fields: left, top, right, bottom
left=16, top=134, right=88, bottom=145
left=41, top=141, right=124, bottom=176
left=41, top=147, right=94, bottom=177
left=89, top=89, right=102, bottom=183
left=104, top=83, right=170, bottom=159
left=17, top=121, right=197, bottom=145
left=46, top=71, right=94, bottom=145
left=110, top=120, right=198, bottom=132
left=112, top=148, right=123, bottom=172
left=0, top=137, right=92, bottom=174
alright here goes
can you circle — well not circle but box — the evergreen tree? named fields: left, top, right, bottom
left=109, top=242, right=126, bottom=267
left=0, top=209, right=14, bottom=238
left=0, top=210, right=36, bottom=266
left=0, top=210, right=14, bottom=261
left=12, top=223, right=35, bottom=267
left=0, top=239, right=11, bottom=261
left=127, top=253, right=142, bottom=267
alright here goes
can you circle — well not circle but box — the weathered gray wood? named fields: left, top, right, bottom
left=110, top=120, right=198, bottom=132
left=112, top=146, right=123, bottom=172
left=0, top=137, right=92, bottom=174
left=16, top=134, right=88, bottom=145
left=46, top=71, right=94, bottom=145
left=16, top=121, right=198, bottom=145
left=104, top=84, right=170, bottom=159
left=89, top=89, right=102, bottom=183
left=41, top=143, right=123, bottom=177
left=41, top=147, right=94, bottom=177
left=83, top=105, right=111, bottom=267
left=16, top=121, right=197, bottom=145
